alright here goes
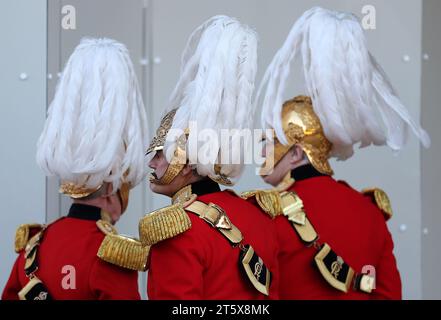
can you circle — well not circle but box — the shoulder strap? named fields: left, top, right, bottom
left=279, top=191, right=319, bottom=245
left=18, top=226, right=53, bottom=300
left=279, top=191, right=375, bottom=294
left=185, top=201, right=243, bottom=245
left=185, top=200, right=272, bottom=296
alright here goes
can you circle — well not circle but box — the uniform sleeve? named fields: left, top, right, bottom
left=2, top=255, right=23, bottom=300
left=371, top=224, right=402, bottom=300
left=89, top=259, right=141, bottom=300
left=147, top=218, right=206, bottom=300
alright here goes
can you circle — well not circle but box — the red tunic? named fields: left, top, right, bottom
left=147, top=185, right=279, bottom=300
left=276, top=166, right=402, bottom=299
left=2, top=205, right=140, bottom=300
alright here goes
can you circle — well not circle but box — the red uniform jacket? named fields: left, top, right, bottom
left=2, top=204, right=140, bottom=300
left=147, top=179, right=279, bottom=300
left=276, top=165, right=401, bottom=299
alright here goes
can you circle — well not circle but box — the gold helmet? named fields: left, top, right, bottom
left=146, top=109, right=187, bottom=185
left=145, top=110, right=233, bottom=186
left=261, top=96, right=333, bottom=176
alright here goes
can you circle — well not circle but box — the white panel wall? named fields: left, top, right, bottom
left=0, top=0, right=47, bottom=292
left=1, top=0, right=438, bottom=300
left=421, top=0, right=441, bottom=300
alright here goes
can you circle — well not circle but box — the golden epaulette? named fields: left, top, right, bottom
left=361, top=188, right=393, bottom=220
left=15, top=224, right=44, bottom=253
left=96, top=220, right=150, bottom=271
left=240, top=190, right=283, bottom=219
left=138, top=204, right=192, bottom=246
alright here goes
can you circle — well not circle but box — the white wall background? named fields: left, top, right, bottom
left=421, top=0, right=441, bottom=300
left=0, top=0, right=47, bottom=294
left=0, top=0, right=439, bottom=300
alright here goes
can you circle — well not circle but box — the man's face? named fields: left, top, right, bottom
left=260, top=142, right=293, bottom=187
left=149, top=150, right=169, bottom=181
left=148, top=150, right=188, bottom=197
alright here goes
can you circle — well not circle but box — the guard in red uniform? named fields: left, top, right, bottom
left=247, top=7, right=431, bottom=299
left=139, top=16, right=279, bottom=300
left=142, top=176, right=278, bottom=300
left=2, top=205, right=146, bottom=300
left=275, top=165, right=403, bottom=299
left=2, top=38, right=150, bottom=300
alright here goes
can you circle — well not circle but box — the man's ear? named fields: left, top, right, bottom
left=288, top=145, right=304, bottom=165
left=181, top=164, right=193, bottom=176
left=104, top=183, right=113, bottom=197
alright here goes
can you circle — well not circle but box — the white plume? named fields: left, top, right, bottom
left=164, top=16, right=258, bottom=183
left=257, top=7, right=430, bottom=160
left=36, top=37, right=149, bottom=192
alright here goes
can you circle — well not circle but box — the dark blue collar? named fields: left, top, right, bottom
left=68, top=204, right=102, bottom=221
left=191, top=179, right=221, bottom=196
left=291, top=164, right=327, bottom=181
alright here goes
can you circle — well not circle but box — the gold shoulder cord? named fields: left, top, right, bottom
left=278, top=191, right=375, bottom=294
left=185, top=200, right=271, bottom=296
left=96, top=220, right=150, bottom=272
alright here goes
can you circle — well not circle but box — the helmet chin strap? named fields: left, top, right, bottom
left=149, top=162, right=185, bottom=185
left=149, top=139, right=188, bottom=185
left=100, top=209, right=113, bottom=224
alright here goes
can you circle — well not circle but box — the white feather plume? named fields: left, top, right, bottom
left=36, top=37, right=149, bottom=192
left=163, top=16, right=258, bottom=183
left=257, top=7, right=430, bottom=160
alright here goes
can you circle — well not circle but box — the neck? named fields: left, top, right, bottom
left=275, top=171, right=295, bottom=191
left=73, top=198, right=120, bottom=224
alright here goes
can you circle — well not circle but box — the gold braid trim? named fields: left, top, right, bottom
left=139, top=204, right=192, bottom=246
left=15, top=224, right=43, bottom=253
left=97, top=234, right=150, bottom=271
left=240, top=190, right=283, bottom=219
